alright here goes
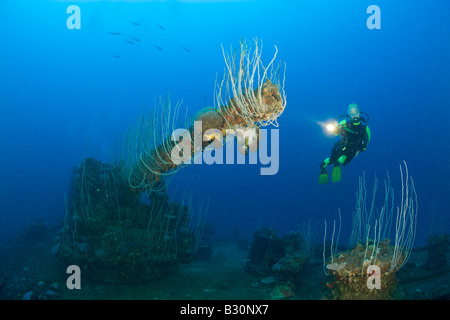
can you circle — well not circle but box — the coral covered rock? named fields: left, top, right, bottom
left=58, top=158, right=204, bottom=284
left=324, top=240, right=403, bottom=300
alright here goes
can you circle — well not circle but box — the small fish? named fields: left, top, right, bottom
left=153, top=44, right=164, bottom=51
left=261, top=276, right=276, bottom=284
left=107, top=31, right=121, bottom=36
left=129, top=36, right=141, bottom=43
left=111, top=54, right=120, bottom=59
left=181, top=46, right=191, bottom=53
left=123, top=40, right=134, bottom=44
left=130, top=21, right=140, bottom=26
left=155, top=24, right=166, bottom=30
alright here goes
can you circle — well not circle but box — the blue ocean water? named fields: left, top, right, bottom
left=0, top=0, right=449, bottom=300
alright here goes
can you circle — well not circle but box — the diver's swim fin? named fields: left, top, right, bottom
left=331, top=164, right=342, bottom=183
left=319, top=167, right=329, bottom=184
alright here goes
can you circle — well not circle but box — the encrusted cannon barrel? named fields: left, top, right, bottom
left=121, top=39, right=286, bottom=194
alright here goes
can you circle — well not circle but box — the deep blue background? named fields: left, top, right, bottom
left=0, top=0, right=449, bottom=247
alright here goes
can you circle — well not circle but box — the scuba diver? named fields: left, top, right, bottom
left=319, top=103, right=371, bottom=184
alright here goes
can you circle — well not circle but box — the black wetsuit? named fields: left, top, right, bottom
left=329, top=120, right=370, bottom=166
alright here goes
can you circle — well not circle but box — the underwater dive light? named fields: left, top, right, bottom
left=326, top=121, right=339, bottom=133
